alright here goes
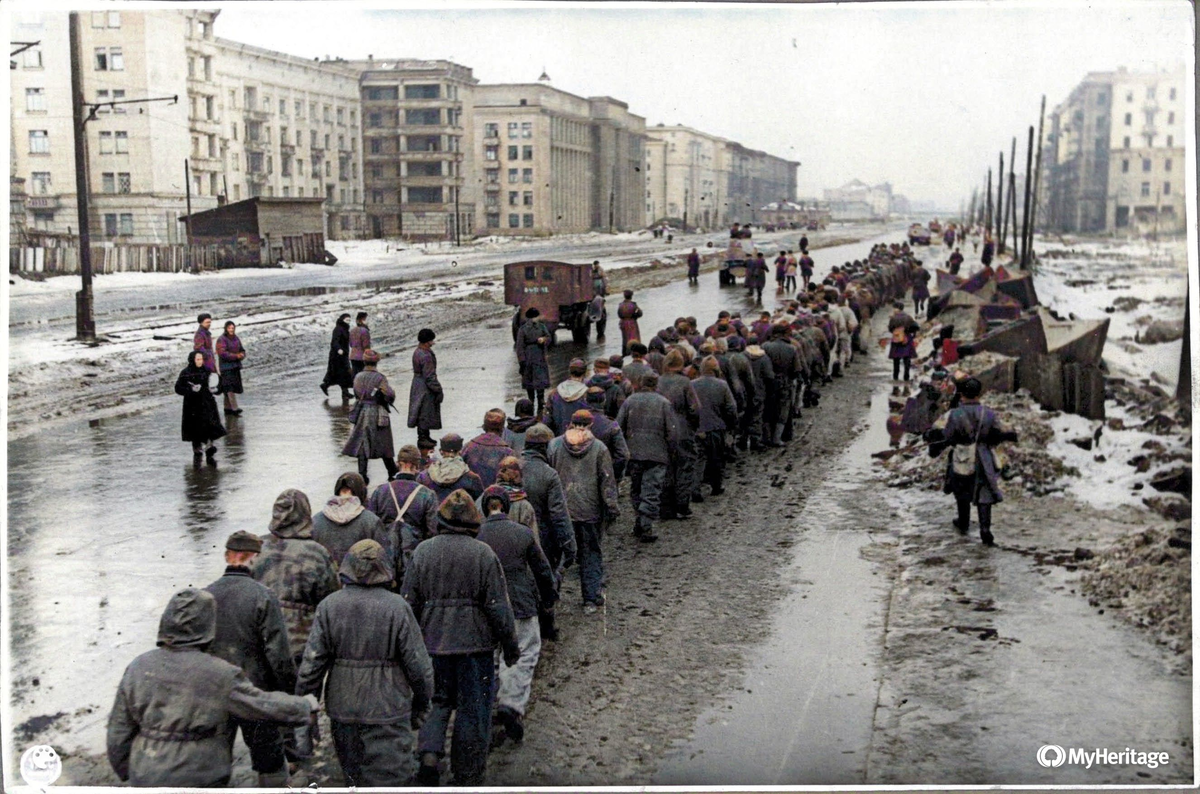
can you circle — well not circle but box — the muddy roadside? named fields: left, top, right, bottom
left=6, top=231, right=872, bottom=438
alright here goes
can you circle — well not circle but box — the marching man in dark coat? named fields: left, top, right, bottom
left=403, top=491, right=520, bottom=787
left=344, top=349, right=397, bottom=485
left=408, top=328, right=443, bottom=447
left=204, top=531, right=297, bottom=788
left=175, top=350, right=226, bottom=464
left=514, top=308, right=552, bottom=415
left=107, top=589, right=317, bottom=788
left=320, top=313, right=354, bottom=401
left=297, top=539, right=434, bottom=787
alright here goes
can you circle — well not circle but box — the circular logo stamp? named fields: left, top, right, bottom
left=20, top=744, right=62, bottom=786
left=1037, top=744, right=1067, bottom=768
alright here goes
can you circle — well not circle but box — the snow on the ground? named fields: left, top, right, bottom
left=1044, top=401, right=1189, bottom=513
left=1032, top=235, right=1188, bottom=388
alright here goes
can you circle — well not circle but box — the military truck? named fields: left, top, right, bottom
left=505, top=260, right=604, bottom=343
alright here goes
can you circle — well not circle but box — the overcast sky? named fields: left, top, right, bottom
left=213, top=1, right=1193, bottom=208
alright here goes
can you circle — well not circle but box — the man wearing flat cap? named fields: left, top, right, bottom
left=204, top=531, right=297, bottom=788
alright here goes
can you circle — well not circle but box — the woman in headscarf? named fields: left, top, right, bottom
left=175, top=350, right=226, bottom=463
left=214, top=320, right=246, bottom=415
left=321, top=313, right=355, bottom=401
left=343, top=349, right=397, bottom=486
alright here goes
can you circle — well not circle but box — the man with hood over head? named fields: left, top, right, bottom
left=417, top=433, right=485, bottom=503
left=548, top=410, right=620, bottom=613
left=476, top=486, right=557, bottom=742
left=297, top=540, right=433, bottom=787
left=253, top=489, right=341, bottom=665
left=311, top=472, right=390, bottom=570
left=403, top=491, right=520, bottom=786
left=503, top=398, right=539, bottom=455
left=107, top=589, right=317, bottom=788
left=478, top=456, right=540, bottom=534
left=519, top=423, right=576, bottom=640
left=544, top=358, right=590, bottom=435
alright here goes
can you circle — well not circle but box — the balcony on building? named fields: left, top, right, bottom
left=247, top=171, right=268, bottom=185
left=244, top=107, right=270, bottom=122
left=280, top=141, right=296, bottom=154
left=26, top=195, right=61, bottom=210
left=244, top=137, right=269, bottom=153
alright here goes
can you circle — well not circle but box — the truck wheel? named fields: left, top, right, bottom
left=571, top=320, right=589, bottom=344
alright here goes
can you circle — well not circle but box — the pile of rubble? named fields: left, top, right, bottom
left=1080, top=523, right=1192, bottom=663
left=879, top=390, right=1079, bottom=496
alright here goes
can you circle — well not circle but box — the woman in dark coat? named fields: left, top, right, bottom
left=514, top=309, right=551, bottom=415
left=321, top=314, right=354, bottom=401
left=886, top=302, right=920, bottom=382
left=911, top=265, right=932, bottom=316
left=214, top=321, right=245, bottom=415
left=617, top=290, right=643, bottom=356
left=343, top=350, right=397, bottom=486
left=407, top=329, right=443, bottom=447
left=175, top=350, right=226, bottom=463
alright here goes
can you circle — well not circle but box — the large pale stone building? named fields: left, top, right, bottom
left=470, top=82, right=646, bottom=236
left=1042, top=65, right=1186, bottom=234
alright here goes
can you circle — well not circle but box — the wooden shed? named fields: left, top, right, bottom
left=181, top=197, right=327, bottom=268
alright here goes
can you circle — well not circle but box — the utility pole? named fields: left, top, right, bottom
left=453, top=182, right=461, bottom=246
left=1020, top=125, right=1034, bottom=269
left=1178, top=283, right=1191, bottom=423
left=985, top=169, right=993, bottom=237
left=69, top=12, right=95, bottom=341
left=997, top=151, right=1006, bottom=252
left=1006, top=137, right=1016, bottom=256
left=1027, top=95, right=1046, bottom=266
left=184, top=159, right=194, bottom=272
left=683, top=186, right=688, bottom=230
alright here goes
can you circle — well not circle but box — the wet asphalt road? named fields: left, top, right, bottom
left=6, top=231, right=895, bottom=756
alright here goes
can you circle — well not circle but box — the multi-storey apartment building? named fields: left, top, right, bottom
left=1042, top=65, right=1185, bottom=234
left=471, top=82, right=647, bottom=235
left=644, top=124, right=727, bottom=229
left=217, top=42, right=365, bottom=238
left=345, top=57, right=477, bottom=240
left=10, top=9, right=366, bottom=243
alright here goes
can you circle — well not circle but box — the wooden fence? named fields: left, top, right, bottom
left=10, top=243, right=223, bottom=276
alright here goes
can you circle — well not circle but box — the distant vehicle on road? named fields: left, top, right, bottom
left=908, top=224, right=932, bottom=245
left=806, top=220, right=823, bottom=231
left=505, top=260, right=604, bottom=343
left=719, top=237, right=759, bottom=286
left=928, top=219, right=942, bottom=235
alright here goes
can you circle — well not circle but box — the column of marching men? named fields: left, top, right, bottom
left=111, top=242, right=928, bottom=788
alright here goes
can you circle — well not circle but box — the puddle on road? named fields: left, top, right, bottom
left=656, top=356, right=901, bottom=786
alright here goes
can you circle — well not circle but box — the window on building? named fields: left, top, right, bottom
left=311, top=130, right=319, bottom=148
left=1121, top=159, right=1130, bottom=173
left=30, top=172, right=51, bottom=194
left=267, top=155, right=273, bottom=174
left=22, top=46, right=42, bottom=68
left=522, top=145, right=533, bottom=160
left=32, top=211, right=54, bottom=230
left=309, top=101, right=317, bottom=118
left=25, top=87, right=45, bottom=112
left=1163, top=181, right=1171, bottom=196
left=350, top=110, right=356, bottom=126
left=521, top=168, right=532, bottom=183
left=370, top=138, right=382, bottom=154
left=295, top=100, right=303, bottom=117
left=233, top=152, right=240, bottom=171
left=408, top=161, right=441, bottom=177
left=487, top=213, right=500, bottom=228
left=1123, top=136, right=1130, bottom=149
left=365, top=86, right=399, bottom=101
left=205, top=96, right=215, bottom=120
left=118, top=172, right=131, bottom=193
left=405, top=108, right=440, bottom=125
left=503, top=145, right=515, bottom=160
left=324, top=105, right=331, bottom=122
left=102, top=172, right=115, bottom=193
left=337, top=108, right=344, bottom=125
left=119, top=213, right=133, bottom=235
left=508, top=191, right=518, bottom=206
left=1124, top=113, right=1132, bottom=125
left=1169, top=87, right=1177, bottom=100
left=523, top=191, right=533, bottom=207
left=325, top=160, right=331, bottom=177
left=368, top=112, right=382, bottom=128
left=485, top=123, right=499, bottom=138
left=1141, top=181, right=1151, bottom=197
left=338, top=135, right=345, bottom=150
left=508, top=168, right=518, bottom=184
left=1146, top=85, right=1156, bottom=99
left=523, top=214, right=534, bottom=228
left=97, top=46, right=123, bottom=71
left=1167, top=111, right=1175, bottom=124
left=282, top=155, right=292, bottom=177
left=247, top=152, right=262, bottom=173
left=95, top=47, right=108, bottom=70
left=1165, top=158, right=1172, bottom=172
left=324, top=133, right=330, bottom=149
left=210, top=173, right=218, bottom=196
left=509, top=213, right=520, bottom=228
left=403, top=84, right=440, bottom=99
left=409, top=187, right=443, bottom=203
left=104, top=214, right=117, bottom=236
left=521, top=122, right=532, bottom=138
left=485, top=194, right=498, bottom=207
left=507, top=122, right=518, bottom=139
left=1142, top=158, right=1151, bottom=172
left=232, top=123, right=238, bottom=141
left=92, top=11, right=106, bottom=27
left=233, top=184, right=241, bottom=200
left=372, top=190, right=384, bottom=204
left=298, top=187, right=305, bottom=197
left=486, top=170, right=499, bottom=185
left=98, top=130, right=114, bottom=153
